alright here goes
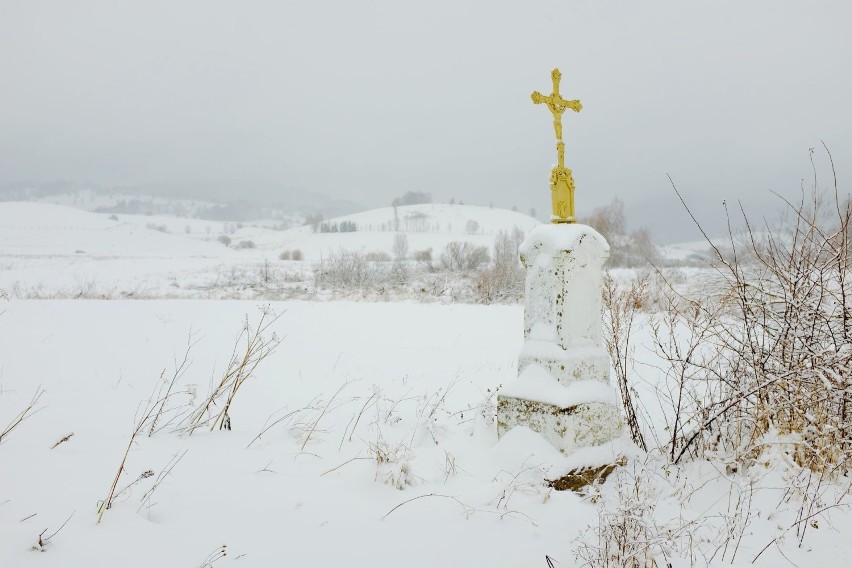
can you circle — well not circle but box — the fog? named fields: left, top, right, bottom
left=1, top=0, right=849, bottom=241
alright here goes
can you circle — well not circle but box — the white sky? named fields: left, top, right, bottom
left=1, top=1, right=849, bottom=239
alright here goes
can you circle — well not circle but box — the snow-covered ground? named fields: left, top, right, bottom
left=0, top=202, right=538, bottom=300
left=0, top=300, right=591, bottom=567
left=2, top=202, right=851, bottom=567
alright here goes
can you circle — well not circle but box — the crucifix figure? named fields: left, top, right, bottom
left=531, top=68, right=582, bottom=224
left=531, top=68, right=582, bottom=142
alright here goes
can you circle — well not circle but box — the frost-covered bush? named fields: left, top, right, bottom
left=313, top=249, right=395, bottom=290
left=440, top=241, right=490, bottom=272
left=475, top=262, right=524, bottom=304
left=649, top=182, right=852, bottom=473
left=364, top=250, right=391, bottom=262
left=146, top=222, right=168, bottom=233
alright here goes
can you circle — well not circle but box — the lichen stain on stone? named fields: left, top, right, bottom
left=546, top=458, right=626, bottom=492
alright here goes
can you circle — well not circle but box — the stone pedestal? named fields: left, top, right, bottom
left=497, top=224, right=623, bottom=456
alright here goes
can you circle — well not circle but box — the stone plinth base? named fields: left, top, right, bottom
left=496, top=394, right=623, bottom=455
left=518, top=341, right=610, bottom=385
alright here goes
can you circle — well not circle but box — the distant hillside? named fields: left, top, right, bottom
left=250, top=203, right=542, bottom=261
left=0, top=181, right=363, bottom=224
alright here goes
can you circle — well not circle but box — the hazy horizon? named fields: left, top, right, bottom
left=1, top=1, right=849, bottom=242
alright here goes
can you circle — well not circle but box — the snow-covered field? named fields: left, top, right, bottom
left=0, top=202, right=538, bottom=300
left=2, top=202, right=851, bottom=567
left=0, top=300, right=594, bottom=566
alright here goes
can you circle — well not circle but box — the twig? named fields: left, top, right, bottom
left=199, top=544, right=227, bottom=567
left=34, top=511, right=74, bottom=550
left=382, top=493, right=473, bottom=520
left=300, top=381, right=350, bottom=451
left=348, top=392, right=378, bottom=442
left=149, top=329, right=200, bottom=436
left=0, top=387, right=45, bottom=444
left=138, top=450, right=188, bottom=512
left=246, top=405, right=311, bottom=449
left=50, top=432, right=74, bottom=449
left=320, top=455, right=371, bottom=477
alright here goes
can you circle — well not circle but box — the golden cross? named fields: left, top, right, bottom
left=531, top=68, right=582, bottom=154
left=531, top=68, right=582, bottom=224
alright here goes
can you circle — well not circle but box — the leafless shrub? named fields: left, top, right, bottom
left=581, top=150, right=851, bottom=565
left=413, top=248, right=435, bottom=272
left=659, top=149, right=852, bottom=473
left=474, top=230, right=526, bottom=303
left=217, top=235, right=231, bottom=247
left=236, top=240, right=256, bottom=249
left=440, top=241, right=490, bottom=271
left=602, top=271, right=648, bottom=451
left=365, top=250, right=391, bottom=262
left=574, top=462, right=704, bottom=568
left=580, top=198, right=658, bottom=267
left=279, top=250, right=291, bottom=260
left=475, top=262, right=524, bottom=304
left=291, top=249, right=304, bottom=261
left=313, top=250, right=394, bottom=290
left=392, top=233, right=409, bottom=261
left=183, top=307, right=282, bottom=434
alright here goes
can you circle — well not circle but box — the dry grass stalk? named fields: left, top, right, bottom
left=183, top=307, right=282, bottom=434
left=199, top=544, right=227, bottom=567
left=111, top=470, right=155, bottom=504
left=298, top=381, right=352, bottom=450
left=50, top=432, right=74, bottom=449
left=246, top=404, right=314, bottom=449
left=138, top=450, right=188, bottom=512
left=32, top=511, right=74, bottom=552
left=148, top=330, right=199, bottom=436
left=0, top=387, right=45, bottom=445
left=98, top=378, right=185, bottom=523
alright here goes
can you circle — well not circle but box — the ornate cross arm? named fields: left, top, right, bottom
left=531, top=68, right=581, bottom=142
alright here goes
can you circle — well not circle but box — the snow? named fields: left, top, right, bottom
left=2, top=201, right=852, bottom=566
left=499, top=364, right=618, bottom=408
left=0, top=300, right=591, bottom=567
left=519, top=222, right=609, bottom=261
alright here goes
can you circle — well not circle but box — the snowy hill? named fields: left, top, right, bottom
left=0, top=202, right=226, bottom=258
left=0, top=202, right=540, bottom=299
left=248, top=203, right=541, bottom=261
